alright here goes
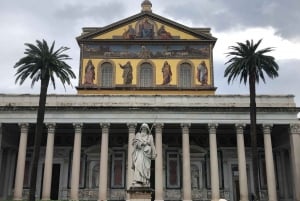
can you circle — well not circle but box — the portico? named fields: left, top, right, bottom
left=0, top=94, right=299, bottom=201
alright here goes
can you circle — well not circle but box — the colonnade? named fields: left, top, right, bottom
left=7, top=123, right=300, bottom=201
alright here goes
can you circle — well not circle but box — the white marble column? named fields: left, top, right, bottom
left=208, top=123, right=219, bottom=201
left=155, top=123, right=164, bottom=201
left=42, top=123, right=56, bottom=200
left=70, top=123, right=83, bottom=201
left=99, top=123, right=110, bottom=201
left=126, top=123, right=136, bottom=201
left=263, top=124, right=277, bottom=201
left=289, top=124, right=300, bottom=201
left=181, top=123, right=192, bottom=201
left=13, top=123, right=29, bottom=200
left=236, top=124, right=249, bottom=201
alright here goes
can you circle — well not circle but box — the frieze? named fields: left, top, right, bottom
left=83, top=44, right=209, bottom=59
left=1, top=106, right=298, bottom=113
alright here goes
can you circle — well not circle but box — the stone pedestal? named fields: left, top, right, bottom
left=127, top=187, right=154, bottom=201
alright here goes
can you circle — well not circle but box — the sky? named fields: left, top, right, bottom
left=0, top=0, right=300, bottom=108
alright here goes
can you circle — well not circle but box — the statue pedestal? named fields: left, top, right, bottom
left=127, top=187, right=154, bottom=201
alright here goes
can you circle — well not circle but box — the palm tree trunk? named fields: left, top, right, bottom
left=249, top=74, right=259, bottom=200
left=29, top=78, right=49, bottom=201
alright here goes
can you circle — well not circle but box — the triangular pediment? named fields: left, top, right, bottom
left=77, top=12, right=217, bottom=42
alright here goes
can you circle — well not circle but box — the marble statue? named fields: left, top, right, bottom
left=132, top=123, right=156, bottom=186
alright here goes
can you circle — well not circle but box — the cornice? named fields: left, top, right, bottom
left=0, top=106, right=298, bottom=113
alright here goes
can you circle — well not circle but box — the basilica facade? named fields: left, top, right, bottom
left=0, top=1, right=299, bottom=201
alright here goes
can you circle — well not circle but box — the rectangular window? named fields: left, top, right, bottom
left=111, top=151, right=125, bottom=188
left=101, top=63, right=113, bottom=87
left=166, top=151, right=181, bottom=188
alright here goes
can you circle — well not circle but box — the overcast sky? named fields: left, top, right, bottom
left=1, top=0, right=300, bottom=108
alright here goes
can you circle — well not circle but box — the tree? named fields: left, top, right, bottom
left=224, top=39, right=279, bottom=200
left=14, top=39, right=76, bottom=201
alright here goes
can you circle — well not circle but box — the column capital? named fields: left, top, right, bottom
left=46, top=123, right=56, bottom=133
left=18, top=123, right=29, bottom=132
left=235, top=124, right=245, bottom=135
left=235, top=123, right=246, bottom=129
left=181, top=123, right=190, bottom=135
left=100, top=123, right=110, bottom=129
left=181, top=123, right=191, bottom=128
left=290, top=123, right=300, bottom=134
left=154, top=123, right=164, bottom=129
left=208, top=123, right=218, bottom=134
left=263, top=124, right=273, bottom=134
left=127, top=123, right=137, bottom=129
left=73, top=123, right=83, bottom=132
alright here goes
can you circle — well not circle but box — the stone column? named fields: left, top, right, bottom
left=155, top=123, right=164, bottom=201
left=42, top=123, right=56, bottom=200
left=290, top=124, right=300, bottom=201
left=263, top=124, right=277, bottom=201
left=13, top=123, right=29, bottom=200
left=99, top=123, right=110, bottom=201
left=181, top=123, right=192, bottom=201
left=208, top=123, right=219, bottom=201
left=70, top=123, right=82, bottom=201
left=236, top=124, right=249, bottom=201
left=126, top=123, right=136, bottom=200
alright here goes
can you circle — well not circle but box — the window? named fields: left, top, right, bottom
left=139, top=63, right=153, bottom=87
left=179, top=63, right=192, bottom=88
left=111, top=151, right=125, bottom=188
left=100, top=62, right=113, bottom=87
left=166, top=151, right=181, bottom=188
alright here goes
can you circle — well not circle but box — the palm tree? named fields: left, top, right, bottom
left=14, top=39, right=76, bottom=201
left=224, top=39, right=279, bottom=200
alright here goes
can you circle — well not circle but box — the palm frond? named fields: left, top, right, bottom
left=14, top=39, right=76, bottom=89
left=224, top=39, right=279, bottom=85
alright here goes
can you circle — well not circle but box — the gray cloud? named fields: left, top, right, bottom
left=164, top=0, right=300, bottom=41
left=0, top=0, right=299, bottom=106
left=215, top=59, right=300, bottom=105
